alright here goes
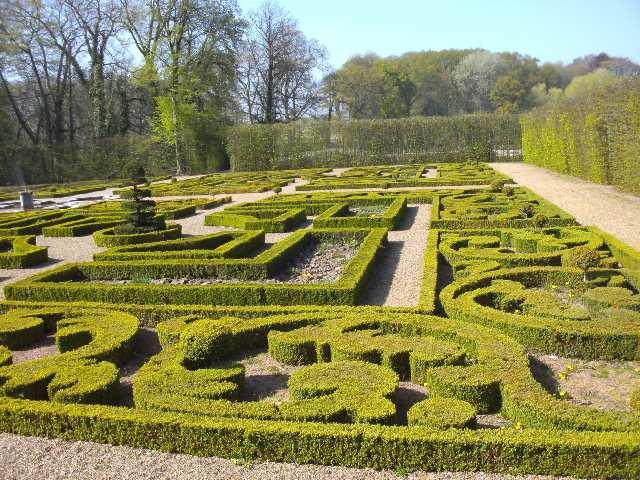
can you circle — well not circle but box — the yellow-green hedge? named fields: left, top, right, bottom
left=522, top=78, right=640, bottom=194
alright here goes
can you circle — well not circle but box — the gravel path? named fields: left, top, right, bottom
left=490, top=162, right=640, bottom=250
left=0, top=433, right=579, bottom=480
left=360, top=205, right=431, bottom=307
left=0, top=235, right=102, bottom=300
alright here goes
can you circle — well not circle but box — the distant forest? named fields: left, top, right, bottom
left=1, top=0, right=638, bottom=185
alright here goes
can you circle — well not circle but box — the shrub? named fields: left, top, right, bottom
left=0, top=236, right=48, bottom=268
left=407, top=397, right=477, bottom=429
left=533, top=213, right=549, bottom=227
left=179, top=320, right=233, bottom=368
left=562, top=246, right=602, bottom=280
left=489, top=179, right=506, bottom=192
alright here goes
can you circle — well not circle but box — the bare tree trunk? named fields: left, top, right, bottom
left=171, top=93, right=183, bottom=175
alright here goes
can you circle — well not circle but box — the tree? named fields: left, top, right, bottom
left=117, top=166, right=165, bottom=233
left=333, top=54, right=385, bottom=119
left=565, top=68, right=617, bottom=98
left=453, top=50, right=506, bottom=112
left=490, top=75, right=525, bottom=113
left=121, top=0, right=244, bottom=174
left=562, top=246, right=601, bottom=281
left=236, top=0, right=326, bottom=123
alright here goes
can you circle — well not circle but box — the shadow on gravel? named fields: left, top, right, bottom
left=359, top=207, right=420, bottom=305
left=395, top=382, right=428, bottom=425
left=118, top=328, right=162, bottom=407
left=395, top=205, right=418, bottom=231
left=528, top=354, right=560, bottom=395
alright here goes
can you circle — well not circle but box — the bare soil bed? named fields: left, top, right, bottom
left=100, top=236, right=361, bottom=286
left=530, top=354, right=640, bottom=411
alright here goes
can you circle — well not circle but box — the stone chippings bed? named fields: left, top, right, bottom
left=0, top=163, right=640, bottom=480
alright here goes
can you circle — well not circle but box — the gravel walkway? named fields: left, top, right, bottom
left=0, top=235, right=102, bottom=300
left=0, top=433, right=579, bottom=480
left=490, top=162, right=640, bottom=250
left=360, top=205, right=431, bottom=307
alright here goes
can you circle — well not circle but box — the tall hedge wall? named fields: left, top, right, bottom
left=227, top=114, right=522, bottom=171
left=521, top=78, right=640, bottom=194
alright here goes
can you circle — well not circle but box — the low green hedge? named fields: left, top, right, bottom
left=93, top=223, right=182, bottom=247
left=205, top=207, right=306, bottom=233
left=440, top=266, right=640, bottom=360
left=0, top=211, right=84, bottom=236
left=418, top=229, right=441, bottom=314
left=42, top=217, right=123, bottom=237
left=0, top=346, right=10, bottom=366
left=430, top=189, right=577, bottom=229
left=0, top=235, right=48, bottom=268
left=267, top=317, right=465, bottom=382
left=6, top=229, right=388, bottom=306
left=407, top=397, right=477, bottom=429
left=438, top=227, right=605, bottom=278
left=0, top=309, right=639, bottom=477
left=0, top=308, right=138, bottom=405
left=632, top=390, right=640, bottom=412
left=94, top=231, right=265, bottom=261
left=0, top=309, right=47, bottom=348
left=313, top=197, right=407, bottom=229
left=0, top=397, right=637, bottom=478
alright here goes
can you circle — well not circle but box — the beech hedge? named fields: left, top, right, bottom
left=228, top=114, right=522, bottom=171
left=522, top=77, right=640, bottom=194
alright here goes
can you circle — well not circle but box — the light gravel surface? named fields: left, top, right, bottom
left=490, top=162, right=640, bottom=250
left=361, top=205, right=431, bottom=307
left=0, top=235, right=103, bottom=300
left=0, top=433, right=580, bottom=480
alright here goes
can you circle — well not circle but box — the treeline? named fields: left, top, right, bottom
left=1, top=0, right=639, bottom=186
left=522, top=77, right=640, bottom=194
left=328, top=51, right=640, bottom=119
left=0, top=0, right=327, bottom=185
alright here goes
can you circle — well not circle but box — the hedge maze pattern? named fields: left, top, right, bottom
left=0, top=198, right=228, bottom=239
left=296, top=162, right=512, bottom=191
left=0, top=162, right=639, bottom=479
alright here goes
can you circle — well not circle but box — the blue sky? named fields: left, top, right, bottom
left=237, top=0, right=640, bottom=68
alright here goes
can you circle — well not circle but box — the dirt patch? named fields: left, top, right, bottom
left=273, top=237, right=360, bottom=283
left=119, top=328, right=163, bottom=407
left=10, top=335, right=58, bottom=364
left=239, top=351, right=301, bottom=404
left=530, top=354, right=640, bottom=411
left=395, top=382, right=428, bottom=425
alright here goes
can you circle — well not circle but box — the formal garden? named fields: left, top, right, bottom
left=0, top=147, right=639, bottom=479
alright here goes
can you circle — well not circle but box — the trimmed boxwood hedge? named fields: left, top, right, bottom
left=0, top=211, right=85, bottom=236
left=42, top=216, right=123, bottom=237
left=0, top=235, right=48, bottom=268
left=440, top=266, right=640, bottom=360
left=521, top=77, right=640, bottom=194
left=313, top=197, right=407, bottom=229
left=0, top=346, right=10, bottom=367
left=0, top=308, right=138, bottom=405
left=228, top=116, right=522, bottom=171
left=1, top=310, right=639, bottom=478
left=296, top=163, right=512, bottom=191
left=93, top=223, right=182, bottom=247
left=94, top=231, right=265, bottom=261
left=430, top=187, right=577, bottom=230
left=5, top=229, right=388, bottom=306
left=205, top=207, right=306, bottom=232
left=407, top=397, right=477, bottom=429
